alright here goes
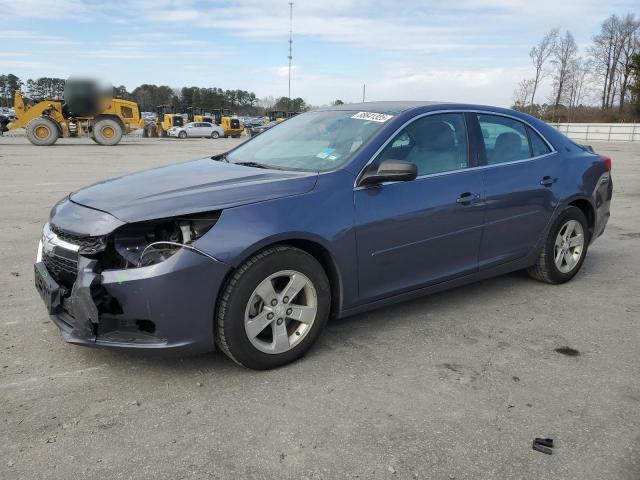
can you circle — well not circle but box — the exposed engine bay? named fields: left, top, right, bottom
left=107, top=212, right=220, bottom=269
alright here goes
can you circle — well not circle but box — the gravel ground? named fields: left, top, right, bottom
left=0, top=136, right=638, bottom=480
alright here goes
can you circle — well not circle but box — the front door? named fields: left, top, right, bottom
left=354, top=112, right=485, bottom=302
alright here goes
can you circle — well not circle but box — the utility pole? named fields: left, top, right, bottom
left=288, top=2, right=294, bottom=109
left=362, top=83, right=366, bottom=102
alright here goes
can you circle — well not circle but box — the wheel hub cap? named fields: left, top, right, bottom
left=244, top=270, right=317, bottom=354
left=35, top=126, right=49, bottom=139
left=554, top=220, right=585, bottom=274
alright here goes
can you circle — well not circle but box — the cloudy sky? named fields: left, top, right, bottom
left=0, top=0, right=638, bottom=106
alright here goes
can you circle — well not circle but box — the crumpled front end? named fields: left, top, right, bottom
left=35, top=199, right=230, bottom=352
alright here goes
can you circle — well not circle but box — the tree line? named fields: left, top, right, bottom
left=513, top=13, right=640, bottom=122
left=0, top=74, right=309, bottom=115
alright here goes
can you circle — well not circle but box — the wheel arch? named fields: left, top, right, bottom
left=222, top=236, right=344, bottom=319
left=563, top=195, right=596, bottom=238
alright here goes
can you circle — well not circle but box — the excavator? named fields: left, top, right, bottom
left=6, top=79, right=141, bottom=146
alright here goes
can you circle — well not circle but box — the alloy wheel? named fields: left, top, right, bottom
left=554, top=220, right=585, bottom=273
left=244, top=270, right=317, bottom=354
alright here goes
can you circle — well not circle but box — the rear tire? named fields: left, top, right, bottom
left=528, top=206, right=589, bottom=284
left=93, top=118, right=123, bottom=146
left=25, top=117, right=59, bottom=146
left=216, top=245, right=330, bottom=370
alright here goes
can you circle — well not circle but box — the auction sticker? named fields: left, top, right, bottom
left=351, top=111, right=394, bottom=122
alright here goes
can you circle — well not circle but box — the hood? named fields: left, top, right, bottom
left=70, top=158, right=318, bottom=223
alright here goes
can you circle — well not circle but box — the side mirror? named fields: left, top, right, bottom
left=359, top=160, right=417, bottom=187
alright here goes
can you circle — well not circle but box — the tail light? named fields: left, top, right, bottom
left=599, top=155, right=612, bottom=171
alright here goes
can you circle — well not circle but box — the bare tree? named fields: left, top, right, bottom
left=513, top=78, right=535, bottom=109
left=617, top=19, right=640, bottom=111
left=550, top=30, right=578, bottom=118
left=589, top=14, right=640, bottom=109
left=565, top=58, right=589, bottom=121
left=529, top=28, right=559, bottom=107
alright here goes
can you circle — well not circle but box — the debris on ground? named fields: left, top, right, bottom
left=555, top=346, right=580, bottom=356
left=532, top=437, right=554, bottom=455
left=10, top=272, right=20, bottom=277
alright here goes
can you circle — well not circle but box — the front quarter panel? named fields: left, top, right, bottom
left=194, top=169, right=359, bottom=311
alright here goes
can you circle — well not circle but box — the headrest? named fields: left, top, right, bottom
left=417, top=121, right=455, bottom=150
left=494, top=132, right=522, bottom=153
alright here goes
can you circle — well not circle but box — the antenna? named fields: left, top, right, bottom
left=288, top=2, right=294, bottom=107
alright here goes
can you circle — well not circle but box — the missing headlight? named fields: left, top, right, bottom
left=110, top=211, right=220, bottom=268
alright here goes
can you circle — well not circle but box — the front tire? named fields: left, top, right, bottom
left=178, top=131, right=187, bottom=139
left=25, top=117, right=59, bottom=146
left=216, top=246, right=330, bottom=370
left=210, top=131, right=220, bottom=139
left=528, top=206, right=589, bottom=284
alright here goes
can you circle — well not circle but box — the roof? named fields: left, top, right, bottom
left=318, top=101, right=454, bottom=114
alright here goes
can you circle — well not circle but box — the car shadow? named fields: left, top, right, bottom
left=74, top=270, right=536, bottom=375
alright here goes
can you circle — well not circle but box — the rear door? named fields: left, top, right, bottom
left=354, top=112, right=485, bottom=302
left=194, top=122, right=208, bottom=137
left=202, top=123, right=214, bottom=137
left=474, top=113, right=562, bottom=268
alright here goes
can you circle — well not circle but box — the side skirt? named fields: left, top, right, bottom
left=338, top=252, right=537, bottom=319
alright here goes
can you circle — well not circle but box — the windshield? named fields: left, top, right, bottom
left=226, top=110, right=391, bottom=171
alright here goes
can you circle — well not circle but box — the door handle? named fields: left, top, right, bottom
left=456, top=192, right=480, bottom=205
left=540, top=176, right=558, bottom=187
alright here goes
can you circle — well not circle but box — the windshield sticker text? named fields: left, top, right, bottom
left=351, top=112, right=394, bottom=122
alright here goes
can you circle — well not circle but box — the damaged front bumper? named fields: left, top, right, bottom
left=35, top=242, right=230, bottom=352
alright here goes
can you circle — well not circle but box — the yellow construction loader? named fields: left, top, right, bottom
left=266, top=110, right=287, bottom=123
left=184, top=106, right=243, bottom=138
left=7, top=83, right=141, bottom=146
left=142, top=105, right=185, bottom=137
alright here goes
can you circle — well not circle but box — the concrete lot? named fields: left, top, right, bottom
left=0, top=135, right=639, bottom=479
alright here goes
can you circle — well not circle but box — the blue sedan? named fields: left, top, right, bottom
left=35, top=101, right=612, bottom=369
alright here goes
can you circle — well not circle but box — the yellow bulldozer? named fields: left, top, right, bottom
left=7, top=80, right=141, bottom=146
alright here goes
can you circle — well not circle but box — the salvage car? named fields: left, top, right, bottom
left=35, top=101, right=612, bottom=369
left=168, top=121, right=224, bottom=139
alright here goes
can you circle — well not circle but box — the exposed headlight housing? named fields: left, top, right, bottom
left=111, top=211, right=220, bottom=268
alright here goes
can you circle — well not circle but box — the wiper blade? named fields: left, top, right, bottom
left=233, top=161, right=271, bottom=169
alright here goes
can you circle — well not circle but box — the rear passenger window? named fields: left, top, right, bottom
left=378, top=113, right=468, bottom=176
left=478, top=114, right=531, bottom=164
left=528, top=127, right=551, bottom=156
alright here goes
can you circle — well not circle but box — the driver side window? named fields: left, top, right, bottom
left=378, top=113, right=468, bottom=176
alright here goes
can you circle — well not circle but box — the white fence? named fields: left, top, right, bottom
left=552, top=123, right=640, bottom=142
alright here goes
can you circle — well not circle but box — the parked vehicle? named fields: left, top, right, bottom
left=35, top=101, right=612, bottom=369
left=168, top=121, right=225, bottom=139
left=249, top=120, right=278, bottom=136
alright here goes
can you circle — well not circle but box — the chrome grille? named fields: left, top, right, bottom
left=42, top=252, right=77, bottom=290
left=50, top=223, right=105, bottom=253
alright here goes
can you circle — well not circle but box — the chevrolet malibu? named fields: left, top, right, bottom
left=35, top=102, right=613, bottom=369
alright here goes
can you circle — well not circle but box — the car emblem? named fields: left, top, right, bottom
left=42, top=231, right=56, bottom=255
